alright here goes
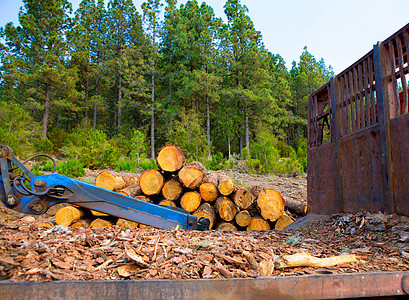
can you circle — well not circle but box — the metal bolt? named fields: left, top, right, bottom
left=7, top=194, right=16, bottom=206
left=33, top=179, right=46, bottom=187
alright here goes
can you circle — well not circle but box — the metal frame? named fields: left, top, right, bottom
left=308, top=23, right=409, bottom=216
left=0, top=271, right=408, bottom=299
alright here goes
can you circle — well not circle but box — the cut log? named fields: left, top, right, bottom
left=37, top=222, right=54, bottom=229
left=162, top=179, right=183, bottom=200
left=135, top=195, right=154, bottom=203
left=249, top=185, right=284, bottom=222
left=117, top=183, right=142, bottom=198
left=275, top=213, right=294, bottom=230
left=215, top=196, right=238, bottom=222
left=235, top=210, right=252, bottom=227
left=156, top=145, right=185, bottom=172
left=285, top=199, right=307, bottom=216
left=178, top=165, right=204, bottom=189
left=231, top=186, right=254, bottom=209
left=89, top=218, right=113, bottom=228
left=91, top=210, right=109, bottom=217
left=139, top=169, right=165, bottom=196
left=180, top=191, right=201, bottom=212
left=217, top=173, right=234, bottom=196
left=202, top=171, right=218, bottom=186
left=158, top=199, right=177, bottom=207
left=246, top=217, right=271, bottom=231
left=116, top=218, right=139, bottom=228
left=216, top=222, right=237, bottom=231
left=199, top=182, right=219, bottom=203
left=193, top=203, right=216, bottom=229
left=274, top=253, right=360, bottom=269
left=55, top=206, right=85, bottom=227
left=95, top=171, right=140, bottom=191
left=71, top=219, right=91, bottom=228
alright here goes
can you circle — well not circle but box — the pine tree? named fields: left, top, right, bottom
left=142, top=0, right=163, bottom=159
left=1, top=0, right=79, bottom=138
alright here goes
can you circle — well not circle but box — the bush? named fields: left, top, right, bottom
left=33, top=137, right=54, bottom=155
left=204, top=152, right=234, bottom=171
left=61, top=127, right=121, bottom=168
left=138, top=159, right=158, bottom=171
left=0, top=102, right=39, bottom=157
left=57, top=159, right=85, bottom=177
left=114, top=157, right=139, bottom=173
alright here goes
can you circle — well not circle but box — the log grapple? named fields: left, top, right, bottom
left=0, top=144, right=210, bottom=231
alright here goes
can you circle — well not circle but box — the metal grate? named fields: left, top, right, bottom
left=308, top=83, right=331, bottom=147
left=336, top=51, right=378, bottom=137
left=383, top=25, right=409, bottom=117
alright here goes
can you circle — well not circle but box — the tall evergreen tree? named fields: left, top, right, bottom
left=1, top=0, right=79, bottom=138
left=142, top=0, right=163, bottom=159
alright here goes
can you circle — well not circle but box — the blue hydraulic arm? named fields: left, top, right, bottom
left=0, top=144, right=209, bottom=231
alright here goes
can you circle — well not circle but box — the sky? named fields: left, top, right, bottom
left=1, top=0, right=408, bottom=74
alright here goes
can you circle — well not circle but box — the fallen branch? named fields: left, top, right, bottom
left=274, top=252, right=360, bottom=269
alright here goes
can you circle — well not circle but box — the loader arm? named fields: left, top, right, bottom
left=0, top=144, right=209, bottom=231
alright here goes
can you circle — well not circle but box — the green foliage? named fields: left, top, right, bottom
left=57, top=159, right=85, bottom=177
left=114, top=157, right=139, bottom=172
left=61, top=127, right=120, bottom=168
left=33, top=137, right=55, bottom=155
left=138, top=158, right=158, bottom=171
left=0, top=102, right=38, bottom=157
left=130, top=129, right=149, bottom=163
left=41, top=161, right=55, bottom=172
left=167, top=110, right=209, bottom=162
left=204, top=152, right=233, bottom=171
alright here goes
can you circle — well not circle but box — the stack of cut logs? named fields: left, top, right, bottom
left=54, top=145, right=306, bottom=231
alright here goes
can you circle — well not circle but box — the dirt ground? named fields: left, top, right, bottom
left=0, top=169, right=306, bottom=224
left=2, top=169, right=409, bottom=282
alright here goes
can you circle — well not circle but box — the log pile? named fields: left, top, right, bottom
left=54, top=145, right=306, bottom=231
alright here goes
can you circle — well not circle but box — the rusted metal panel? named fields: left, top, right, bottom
left=390, top=113, right=409, bottom=215
left=307, top=142, right=338, bottom=214
left=338, top=125, right=390, bottom=213
left=0, top=272, right=407, bottom=300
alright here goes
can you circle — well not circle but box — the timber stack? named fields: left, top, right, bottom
left=54, top=145, right=306, bottom=231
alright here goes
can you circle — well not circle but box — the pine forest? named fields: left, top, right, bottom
left=0, top=0, right=334, bottom=176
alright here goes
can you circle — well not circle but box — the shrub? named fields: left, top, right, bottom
left=204, top=152, right=233, bottom=171
left=138, top=158, right=158, bottom=171
left=0, top=102, right=38, bottom=157
left=61, top=127, right=121, bottom=168
left=114, top=157, right=139, bottom=173
left=57, top=159, right=85, bottom=177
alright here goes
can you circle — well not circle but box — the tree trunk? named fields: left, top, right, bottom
left=150, top=27, right=156, bottom=160
left=217, top=173, right=234, bottom=196
left=90, top=218, right=113, bottom=228
left=234, top=209, right=252, bottom=227
left=206, top=91, right=211, bottom=159
left=156, top=145, right=185, bottom=172
left=180, top=191, right=201, bottom=212
left=248, top=185, right=285, bottom=222
left=158, top=199, right=177, bottom=207
left=85, top=76, right=89, bottom=119
left=95, top=171, right=140, bottom=191
left=162, top=179, right=182, bottom=201
left=275, top=213, right=294, bottom=230
left=117, top=183, right=142, bottom=198
left=285, top=199, right=307, bottom=216
left=55, top=206, right=86, bottom=227
left=193, top=203, right=216, bottom=229
left=246, top=217, right=270, bottom=231
left=178, top=164, right=204, bottom=189
left=117, top=218, right=139, bottom=228
left=139, top=169, right=164, bottom=196
left=245, top=104, right=249, bottom=150
left=216, top=222, right=237, bottom=231
left=93, top=83, right=98, bottom=129
left=118, top=75, right=122, bottom=132
left=215, top=196, right=238, bottom=222
left=41, top=83, right=51, bottom=138
left=231, top=186, right=254, bottom=209
left=199, top=182, right=219, bottom=203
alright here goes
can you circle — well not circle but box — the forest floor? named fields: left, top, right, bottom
left=1, top=170, right=409, bottom=281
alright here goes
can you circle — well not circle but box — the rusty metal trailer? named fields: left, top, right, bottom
left=308, top=23, right=409, bottom=216
left=2, top=23, right=409, bottom=300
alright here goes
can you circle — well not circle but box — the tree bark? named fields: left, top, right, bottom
left=118, top=75, right=122, bottom=132
left=249, top=185, right=285, bottom=222
left=231, top=186, right=254, bottom=209
left=215, top=196, right=238, bottom=222
left=95, top=171, right=140, bottom=191
left=55, top=206, right=85, bottom=227
left=41, top=83, right=51, bottom=138
left=193, top=203, right=216, bottom=229
left=178, top=164, right=204, bottom=189
left=217, top=173, right=234, bottom=196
